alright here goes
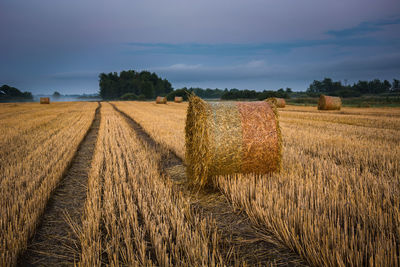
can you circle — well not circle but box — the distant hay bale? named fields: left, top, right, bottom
left=318, top=95, right=342, bottom=110
left=156, top=96, right=167, bottom=104
left=40, top=97, right=50, bottom=104
left=185, top=95, right=282, bottom=187
left=266, top=97, right=285, bottom=108
left=174, top=96, right=183, bottom=103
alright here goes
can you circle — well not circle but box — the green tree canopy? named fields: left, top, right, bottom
left=0, top=84, right=33, bottom=101
left=53, top=91, right=61, bottom=97
left=99, top=70, right=173, bottom=100
left=306, top=77, right=397, bottom=97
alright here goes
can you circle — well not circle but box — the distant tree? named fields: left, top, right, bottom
left=0, top=84, right=33, bottom=100
left=141, top=81, right=155, bottom=99
left=137, top=94, right=146, bottom=100
left=120, top=93, right=138, bottom=100
left=392, top=79, right=400, bottom=91
left=53, top=91, right=61, bottom=97
left=307, top=80, right=323, bottom=94
left=354, top=80, right=369, bottom=94
left=98, top=70, right=172, bottom=100
left=322, top=78, right=333, bottom=92
left=154, top=80, right=165, bottom=96
left=307, top=77, right=393, bottom=97
left=163, top=79, right=173, bottom=94
left=220, top=88, right=289, bottom=100
left=383, top=80, right=391, bottom=91
left=332, top=89, right=361, bottom=98
left=176, top=87, right=225, bottom=99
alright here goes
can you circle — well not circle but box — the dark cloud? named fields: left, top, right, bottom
left=150, top=53, right=400, bottom=89
left=0, top=0, right=399, bottom=93
left=327, top=17, right=400, bottom=38
left=153, top=61, right=275, bottom=82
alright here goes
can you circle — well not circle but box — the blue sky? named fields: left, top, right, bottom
left=0, top=0, right=399, bottom=94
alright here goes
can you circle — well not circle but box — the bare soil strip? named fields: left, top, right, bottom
left=111, top=103, right=306, bottom=266
left=18, top=103, right=101, bottom=266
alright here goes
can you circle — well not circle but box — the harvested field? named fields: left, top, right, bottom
left=113, top=101, right=400, bottom=267
left=112, top=103, right=304, bottom=266
left=79, top=103, right=224, bottom=266
left=2, top=101, right=399, bottom=266
left=18, top=103, right=101, bottom=266
left=112, top=101, right=187, bottom=158
left=0, top=102, right=98, bottom=266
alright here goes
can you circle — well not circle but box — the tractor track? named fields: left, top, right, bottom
left=111, top=103, right=307, bottom=266
left=18, top=102, right=101, bottom=267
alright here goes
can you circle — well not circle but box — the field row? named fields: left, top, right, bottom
left=0, top=102, right=98, bottom=266
left=2, top=102, right=284, bottom=266
left=113, top=102, right=400, bottom=267
left=79, top=103, right=224, bottom=266
left=1, top=101, right=399, bottom=266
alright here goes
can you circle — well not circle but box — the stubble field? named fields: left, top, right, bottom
left=0, top=101, right=399, bottom=266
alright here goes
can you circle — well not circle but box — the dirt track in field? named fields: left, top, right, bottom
left=112, top=103, right=306, bottom=266
left=18, top=103, right=101, bottom=267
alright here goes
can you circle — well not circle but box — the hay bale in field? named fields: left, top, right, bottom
left=266, top=97, right=285, bottom=108
left=40, top=97, right=50, bottom=104
left=185, top=95, right=282, bottom=187
left=156, top=96, right=167, bottom=104
left=174, top=96, right=183, bottom=103
left=318, top=95, right=341, bottom=110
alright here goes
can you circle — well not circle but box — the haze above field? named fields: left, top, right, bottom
left=1, top=0, right=399, bottom=94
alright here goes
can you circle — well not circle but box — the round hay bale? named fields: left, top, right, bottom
left=174, top=96, right=183, bottom=103
left=156, top=96, right=167, bottom=104
left=266, top=97, right=285, bottom=108
left=40, top=97, right=50, bottom=104
left=318, top=95, right=341, bottom=110
left=185, top=95, right=282, bottom=187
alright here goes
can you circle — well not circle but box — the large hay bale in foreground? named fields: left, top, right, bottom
left=174, top=96, right=183, bottom=103
left=318, top=95, right=341, bottom=110
left=266, top=97, right=285, bottom=108
left=156, top=96, right=167, bottom=104
left=185, top=95, right=282, bottom=187
left=40, top=97, right=50, bottom=104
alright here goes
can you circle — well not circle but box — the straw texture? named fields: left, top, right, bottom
left=318, top=95, right=342, bottom=110
left=174, top=96, right=183, bottom=103
left=185, top=95, right=213, bottom=187
left=238, top=102, right=282, bottom=173
left=266, top=97, right=285, bottom=108
left=156, top=96, right=167, bottom=104
left=186, top=95, right=282, bottom=187
left=40, top=97, right=50, bottom=104
left=209, top=102, right=243, bottom=176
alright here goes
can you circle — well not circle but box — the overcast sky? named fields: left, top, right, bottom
left=0, top=0, right=399, bottom=94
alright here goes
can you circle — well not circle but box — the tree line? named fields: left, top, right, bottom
left=3, top=73, right=399, bottom=103
left=99, top=70, right=173, bottom=99
left=307, top=78, right=399, bottom=97
left=165, top=87, right=291, bottom=101
left=102, top=70, right=399, bottom=101
left=0, top=85, right=33, bottom=101
left=98, top=70, right=293, bottom=100
left=166, top=87, right=225, bottom=100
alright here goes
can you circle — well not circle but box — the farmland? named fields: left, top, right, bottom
left=0, top=101, right=399, bottom=266
left=0, top=102, right=98, bottom=266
